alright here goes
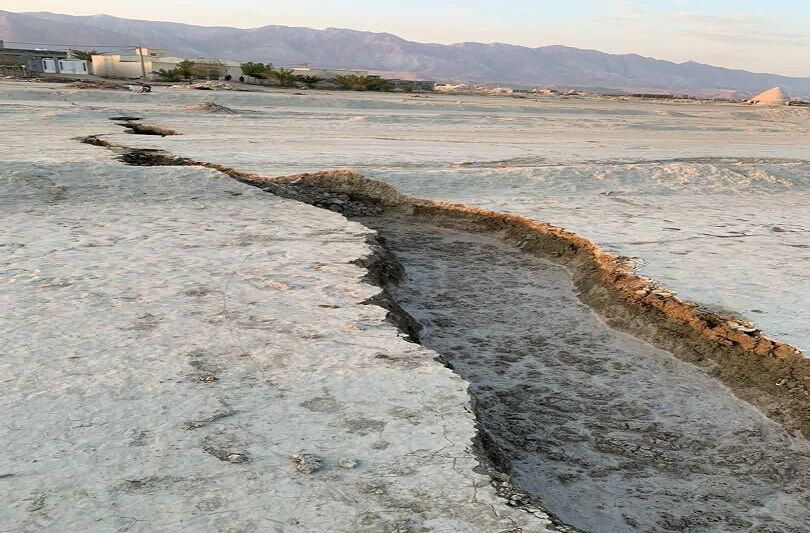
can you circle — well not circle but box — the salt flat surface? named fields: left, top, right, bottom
left=0, top=82, right=550, bottom=532
left=14, top=83, right=803, bottom=351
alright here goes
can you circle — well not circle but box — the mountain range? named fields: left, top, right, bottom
left=2, top=10, right=810, bottom=97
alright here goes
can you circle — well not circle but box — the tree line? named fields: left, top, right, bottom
left=63, top=51, right=398, bottom=90
left=239, top=62, right=392, bottom=90
left=155, top=60, right=228, bottom=82
left=157, top=60, right=394, bottom=90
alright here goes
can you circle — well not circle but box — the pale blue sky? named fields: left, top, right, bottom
left=8, top=1, right=810, bottom=75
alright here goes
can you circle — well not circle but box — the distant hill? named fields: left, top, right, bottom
left=3, top=10, right=810, bottom=97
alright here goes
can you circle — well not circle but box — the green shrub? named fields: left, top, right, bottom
left=240, top=62, right=271, bottom=79
left=268, top=68, right=298, bottom=87
left=334, top=74, right=391, bottom=91
left=155, top=68, right=182, bottom=82
left=175, top=60, right=196, bottom=80
left=296, top=75, right=324, bottom=88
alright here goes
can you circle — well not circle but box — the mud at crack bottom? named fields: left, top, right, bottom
left=357, top=213, right=810, bottom=533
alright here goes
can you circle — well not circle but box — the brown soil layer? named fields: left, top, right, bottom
left=179, top=102, right=239, bottom=114
left=270, top=171, right=810, bottom=438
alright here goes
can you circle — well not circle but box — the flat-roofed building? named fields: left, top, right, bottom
left=0, top=40, right=88, bottom=76
left=92, top=48, right=242, bottom=80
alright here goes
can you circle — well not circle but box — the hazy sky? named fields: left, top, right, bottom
left=7, top=1, right=810, bottom=76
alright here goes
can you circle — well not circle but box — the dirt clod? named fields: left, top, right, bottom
left=291, top=453, right=322, bottom=474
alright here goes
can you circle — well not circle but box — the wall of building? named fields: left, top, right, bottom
left=0, top=48, right=68, bottom=74
left=92, top=55, right=149, bottom=79
left=150, top=58, right=182, bottom=75
left=225, top=64, right=244, bottom=79
left=292, top=67, right=368, bottom=79
left=93, top=53, right=243, bottom=80
left=58, top=59, right=88, bottom=75
left=388, top=79, right=437, bottom=91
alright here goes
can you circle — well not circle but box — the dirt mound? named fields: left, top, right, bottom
left=66, top=79, right=127, bottom=91
left=180, top=101, right=238, bottom=114
left=171, top=81, right=233, bottom=91
left=117, top=122, right=180, bottom=136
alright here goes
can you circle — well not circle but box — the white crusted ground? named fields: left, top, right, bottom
left=2, top=79, right=808, bottom=532
left=0, top=82, right=553, bottom=533
left=8, top=83, right=801, bottom=351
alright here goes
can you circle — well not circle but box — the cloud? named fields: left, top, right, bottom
left=595, top=6, right=808, bottom=48
left=670, top=11, right=809, bottom=47
left=614, top=2, right=645, bottom=20
left=583, top=4, right=809, bottom=75
left=595, top=1, right=647, bottom=22
left=683, top=31, right=808, bottom=47
left=670, top=12, right=767, bottom=27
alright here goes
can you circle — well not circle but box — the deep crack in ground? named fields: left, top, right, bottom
left=359, top=215, right=810, bottom=533
left=81, top=133, right=810, bottom=533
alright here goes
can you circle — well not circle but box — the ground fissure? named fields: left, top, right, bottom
left=80, top=133, right=810, bottom=532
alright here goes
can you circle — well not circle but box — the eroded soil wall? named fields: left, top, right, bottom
left=269, top=170, right=810, bottom=441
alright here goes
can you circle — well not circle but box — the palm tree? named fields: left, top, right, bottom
left=240, top=62, right=270, bottom=79
left=334, top=74, right=390, bottom=91
left=175, top=60, right=196, bottom=81
left=155, top=68, right=182, bottom=82
left=364, top=76, right=391, bottom=91
left=334, top=74, right=360, bottom=90
left=296, top=75, right=324, bottom=89
left=268, top=68, right=298, bottom=87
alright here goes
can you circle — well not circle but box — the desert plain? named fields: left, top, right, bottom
left=2, top=81, right=809, bottom=532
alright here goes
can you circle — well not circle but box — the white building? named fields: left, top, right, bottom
left=91, top=48, right=242, bottom=80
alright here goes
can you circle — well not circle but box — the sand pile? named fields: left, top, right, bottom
left=749, top=86, right=791, bottom=105
left=180, top=101, right=238, bottom=114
